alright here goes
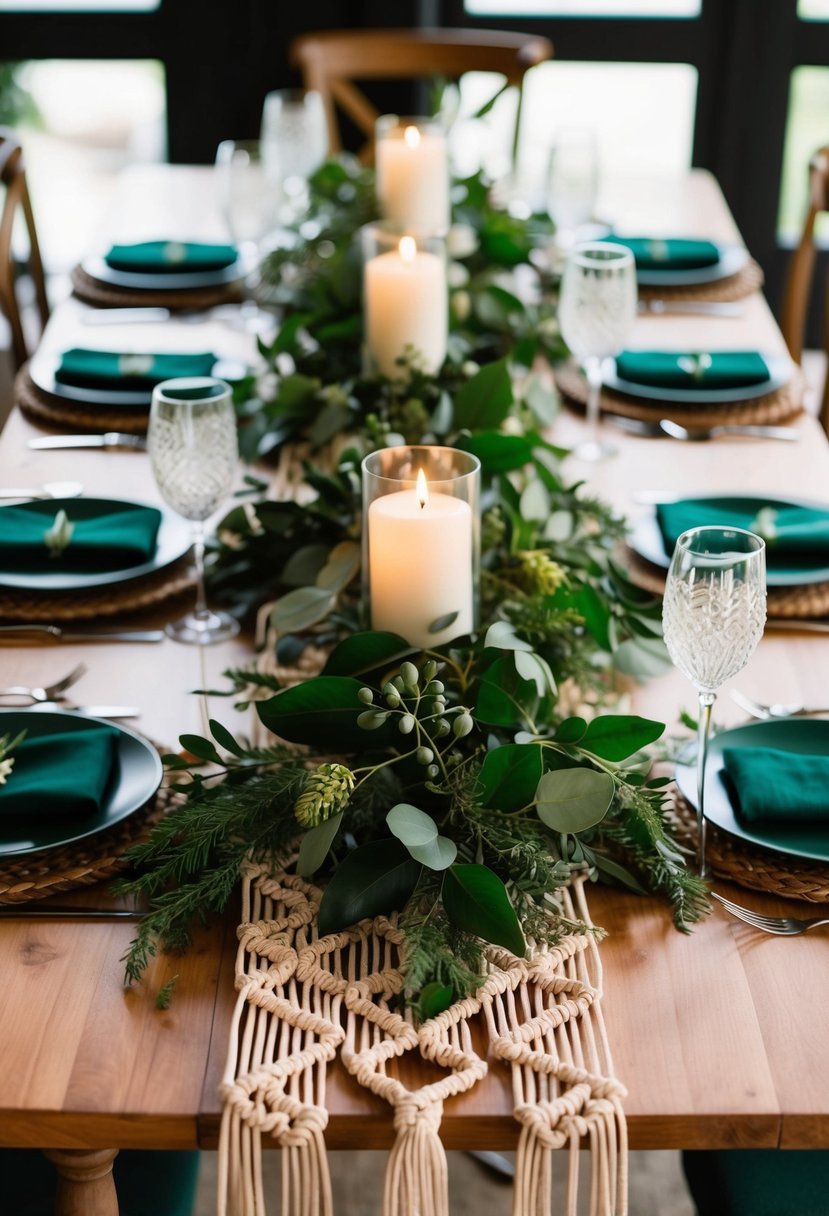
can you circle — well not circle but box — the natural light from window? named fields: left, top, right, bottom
left=798, top=0, right=829, bottom=18
left=466, top=1, right=700, bottom=16
left=778, top=65, right=829, bottom=244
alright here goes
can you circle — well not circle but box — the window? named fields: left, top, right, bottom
left=778, top=66, right=829, bottom=246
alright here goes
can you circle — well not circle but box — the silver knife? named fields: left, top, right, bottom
left=638, top=300, right=745, bottom=317
left=81, top=307, right=171, bottom=325
left=0, top=625, right=164, bottom=643
left=26, top=703, right=140, bottom=719
left=27, top=433, right=147, bottom=451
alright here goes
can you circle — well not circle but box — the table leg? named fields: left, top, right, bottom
left=43, top=1148, right=119, bottom=1216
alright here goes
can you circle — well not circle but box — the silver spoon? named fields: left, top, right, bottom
left=0, top=481, right=84, bottom=500
left=611, top=416, right=797, bottom=441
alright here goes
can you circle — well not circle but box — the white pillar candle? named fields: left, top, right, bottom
left=368, top=469, right=473, bottom=647
left=364, top=236, right=447, bottom=377
left=376, top=123, right=450, bottom=236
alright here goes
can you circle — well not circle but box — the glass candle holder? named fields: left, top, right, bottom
left=362, top=445, right=480, bottom=648
left=361, top=223, right=448, bottom=379
left=375, top=114, right=450, bottom=236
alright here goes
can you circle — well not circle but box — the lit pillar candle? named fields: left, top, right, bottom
left=364, top=235, right=447, bottom=377
left=368, top=469, right=473, bottom=647
left=375, top=121, right=450, bottom=236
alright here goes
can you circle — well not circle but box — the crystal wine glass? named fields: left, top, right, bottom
left=546, top=128, right=599, bottom=252
left=558, top=241, right=638, bottom=461
left=662, top=526, right=767, bottom=877
left=214, top=138, right=276, bottom=333
left=148, top=377, right=240, bottom=645
left=260, top=88, right=328, bottom=221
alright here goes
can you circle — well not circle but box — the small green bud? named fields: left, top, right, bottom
left=422, top=660, right=439, bottom=682
left=392, top=675, right=405, bottom=692
left=426, top=764, right=439, bottom=779
left=453, top=713, right=474, bottom=738
left=431, top=696, right=446, bottom=711
left=385, top=692, right=401, bottom=708
left=436, top=719, right=451, bottom=737
left=399, top=713, right=415, bottom=735
left=382, top=681, right=398, bottom=698
left=400, top=661, right=419, bottom=688
left=357, top=687, right=374, bottom=705
left=425, top=680, right=444, bottom=695
left=416, top=746, right=434, bottom=766
left=357, top=710, right=389, bottom=730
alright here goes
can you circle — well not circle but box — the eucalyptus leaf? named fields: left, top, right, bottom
left=524, top=374, right=559, bottom=425
left=612, top=636, right=672, bottom=679
left=308, top=400, right=351, bottom=447
left=296, top=812, right=344, bottom=878
left=281, top=543, right=330, bottom=588
left=432, top=390, right=453, bottom=436
left=535, top=767, right=614, bottom=833
left=430, top=611, right=459, bottom=634
left=316, top=540, right=361, bottom=593
left=408, top=835, right=457, bottom=870
left=484, top=620, right=534, bottom=652
left=270, top=585, right=336, bottom=634
left=443, top=864, right=526, bottom=956
left=318, top=838, right=420, bottom=935
left=386, top=803, right=438, bottom=848
left=544, top=510, right=574, bottom=542
left=519, top=479, right=550, bottom=522
left=514, top=650, right=556, bottom=696
left=581, top=714, right=665, bottom=761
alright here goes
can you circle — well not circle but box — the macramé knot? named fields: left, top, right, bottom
left=393, top=1099, right=443, bottom=1135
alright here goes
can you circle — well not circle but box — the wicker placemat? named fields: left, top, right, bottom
left=16, top=366, right=149, bottom=436
left=671, top=791, right=829, bottom=903
left=622, top=544, right=829, bottom=620
left=555, top=361, right=806, bottom=428
left=71, top=264, right=242, bottom=311
left=0, top=778, right=181, bottom=905
left=638, top=257, right=764, bottom=304
left=0, top=554, right=194, bottom=622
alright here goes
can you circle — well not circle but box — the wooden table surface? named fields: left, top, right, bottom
left=0, top=167, right=827, bottom=1174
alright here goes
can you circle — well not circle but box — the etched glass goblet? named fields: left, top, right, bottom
left=662, top=526, right=766, bottom=876
left=148, top=377, right=240, bottom=645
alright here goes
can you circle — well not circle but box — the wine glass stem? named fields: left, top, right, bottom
left=696, top=690, right=716, bottom=879
left=584, top=356, right=603, bottom=448
left=191, top=521, right=210, bottom=622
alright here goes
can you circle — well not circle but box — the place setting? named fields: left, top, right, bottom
left=70, top=237, right=245, bottom=311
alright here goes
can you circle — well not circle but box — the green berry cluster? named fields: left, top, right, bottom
left=356, top=659, right=474, bottom=781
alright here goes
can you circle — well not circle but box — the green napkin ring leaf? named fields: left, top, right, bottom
left=117, top=354, right=155, bottom=378
left=163, top=241, right=188, bottom=264
left=43, top=509, right=75, bottom=558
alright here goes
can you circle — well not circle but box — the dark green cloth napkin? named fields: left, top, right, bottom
left=722, top=746, right=829, bottom=823
left=615, top=350, right=771, bottom=390
left=655, top=497, right=829, bottom=564
left=55, top=349, right=217, bottom=393
left=105, top=240, right=237, bottom=274
left=0, top=725, right=120, bottom=819
left=607, top=236, right=720, bottom=270
left=0, top=502, right=162, bottom=572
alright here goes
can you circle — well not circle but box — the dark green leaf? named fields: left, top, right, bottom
left=281, top=544, right=330, bottom=587
left=318, top=839, right=420, bottom=935
left=443, top=864, right=525, bottom=956
left=208, top=719, right=245, bottom=757
left=553, top=717, right=587, bottom=745
left=418, top=981, right=455, bottom=1020
left=453, top=359, right=513, bottom=431
left=258, top=676, right=395, bottom=751
left=536, top=768, right=614, bottom=833
left=457, top=431, right=535, bottom=474
left=430, top=611, right=459, bottom=634
left=270, top=586, right=336, bottom=633
left=321, top=631, right=412, bottom=677
left=589, top=850, right=648, bottom=895
left=475, top=655, right=538, bottom=727
left=581, top=714, right=665, bottom=761
left=297, top=812, right=344, bottom=878
left=178, top=734, right=222, bottom=764
left=477, top=743, right=543, bottom=812
left=576, top=585, right=611, bottom=651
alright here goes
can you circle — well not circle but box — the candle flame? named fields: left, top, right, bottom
left=399, top=235, right=417, bottom=263
left=404, top=125, right=421, bottom=148
left=416, top=468, right=428, bottom=510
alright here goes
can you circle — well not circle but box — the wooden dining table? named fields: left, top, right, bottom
left=0, top=163, right=828, bottom=1215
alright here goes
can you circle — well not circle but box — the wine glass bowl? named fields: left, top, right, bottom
left=662, top=526, right=767, bottom=876
left=260, top=89, right=328, bottom=220
left=558, top=241, right=637, bottom=461
left=148, top=378, right=240, bottom=645
left=546, top=127, right=599, bottom=250
left=214, top=139, right=276, bottom=333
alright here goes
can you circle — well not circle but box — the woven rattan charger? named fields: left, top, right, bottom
left=71, top=264, right=243, bottom=312
left=16, top=364, right=150, bottom=435
left=637, top=256, right=764, bottom=304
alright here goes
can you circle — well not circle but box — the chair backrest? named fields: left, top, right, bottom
left=780, top=144, right=829, bottom=430
left=290, top=28, right=553, bottom=164
left=0, top=128, right=49, bottom=370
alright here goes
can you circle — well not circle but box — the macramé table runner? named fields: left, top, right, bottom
left=218, top=864, right=628, bottom=1216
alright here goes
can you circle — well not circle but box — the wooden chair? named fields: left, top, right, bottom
left=289, top=28, right=553, bottom=166
left=0, top=128, right=49, bottom=371
left=780, top=143, right=829, bottom=431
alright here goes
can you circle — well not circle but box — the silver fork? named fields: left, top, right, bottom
left=712, top=892, right=829, bottom=935
left=0, top=662, right=87, bottom=705
left=730, top=689, right=829, bottom=719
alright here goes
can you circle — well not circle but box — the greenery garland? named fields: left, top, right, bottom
left=117, top=157, right=708, bottom=1011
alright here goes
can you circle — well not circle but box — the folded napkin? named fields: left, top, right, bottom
left=606, top=236, right=721, bottom=271
left=722, top=746, right=829, bottom=823
left=0, top=501, right=162, bottom=572
left=0, top=724, right=120, bottom=820
left=104, top=240, right=238, bottom=274
left=615, top=350, right=771, bottom=390
left=55, top=348, right=216, bottom=393
left=656, top=497, right=829, bottom=564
